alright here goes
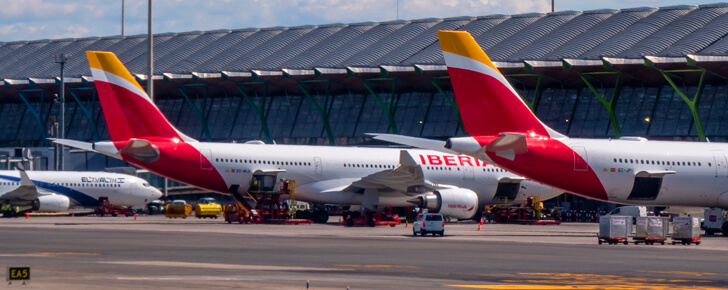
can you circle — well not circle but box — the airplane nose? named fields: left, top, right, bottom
left=151, top=188, right=163, bottom=200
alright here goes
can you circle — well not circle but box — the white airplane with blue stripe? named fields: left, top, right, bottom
left=0, top=169, right=162, bottom=212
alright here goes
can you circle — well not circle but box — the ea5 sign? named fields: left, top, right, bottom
left=7, top=266, right=30, bottom=282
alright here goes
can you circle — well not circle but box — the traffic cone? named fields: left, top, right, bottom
left=25, top=212, right=29, bottom=219
left=134, top=214, right=138, bottom=221
left=477, top=223, right=482, bottom=231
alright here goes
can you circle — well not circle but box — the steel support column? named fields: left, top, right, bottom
left=176, top=83, right=212, bottom=141
left=430, top=76, right=466, bottom=135
left=656, top=68, right=708, bottom=142
left=504, top=73, right=545, bottom=111
left=361, top=78, right=399, bottom=134
left=68, top=88, right=101, bottom=141
left=233, top=81, right=273, bottom=144
left=16, top=89, right=49, bottom=146
left=577, top=71, right=623, bottom=138
left=296, top=79, right=335, bottom=145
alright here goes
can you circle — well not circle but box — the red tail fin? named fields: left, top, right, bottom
left=437, top=31, right=565, bottom=138
left=86, top=51, right=196, bottom=142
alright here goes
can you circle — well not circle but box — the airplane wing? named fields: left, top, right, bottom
left=368, top=134, right=459, bottom=155
left=350, top=150, right=451, bottom=194
left=0, top=168, right=40, bottom=202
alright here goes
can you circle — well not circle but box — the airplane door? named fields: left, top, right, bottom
left=713, top=153, right=728, bottom=177
left=573, top=146, right=588, bottom=171
left=200, top=149, right=213, bottom=170
left=463, top=166, right=474, bottom=180
left=314, top=157, right=322, bottom=175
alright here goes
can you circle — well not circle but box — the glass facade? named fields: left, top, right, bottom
left=1, top=84, right=727, bottom=146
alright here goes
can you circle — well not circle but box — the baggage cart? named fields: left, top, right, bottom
left=633, top=216, right=669, bottom=245
left=598, top=215, right=632, bottom=245
left=672, top=216, right=701, bottom=245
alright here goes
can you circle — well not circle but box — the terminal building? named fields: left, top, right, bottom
left=0, top=3, right=726, bottom=209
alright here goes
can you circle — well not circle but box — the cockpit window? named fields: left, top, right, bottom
left=143, top=183, right=151, bottom=187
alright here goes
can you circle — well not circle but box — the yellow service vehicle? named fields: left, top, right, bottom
left=165, top=200, right=192, bottom=219
left=194, top=197, right=222, bottom=219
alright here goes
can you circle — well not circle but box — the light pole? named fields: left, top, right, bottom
left=54, top=53, right=70, bottom=171
left=121, top=0, right=125, bottom=36
left=147, top=0, right=154, bottom=100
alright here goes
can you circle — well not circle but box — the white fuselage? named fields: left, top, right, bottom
left=0, top=171, right=162, bottom=207
left=562, top=138, right=728, bottom=208
left=189, top=143, right=561, bottom=206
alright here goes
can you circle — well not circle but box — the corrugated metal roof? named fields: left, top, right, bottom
left=619, top=4, right=728, bottom=58
left=510, top=10, right=616, bottom=61
left=255, top=24, right=346, bottom=70
left=196, top=28, right=283, bottom=72
left=581, top=5, right=696, bottom=59
left=659, top=4, right=728, bottom=56
left=548, top=8, right=656, bottom=60
left=314, top=20, right=409, bottom=68
left=170, top=28, right=258, bottom=73
left=284, top=23, right=375, bottom=69
left=488, top=11, right=580, bottom=61
left=0, top=4, right=727, bottom=80
left=343, top=18, right=442, bottom=66
left=404, top=15, right=509, bottom=65
left=226, top=25, right=316, bottom=71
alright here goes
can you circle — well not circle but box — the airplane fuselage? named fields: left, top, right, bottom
left=111, top=140, right=561, bottom=207
left=0, top=171, right=160, bottom=207
left=485, top=136, right=728, bottom=208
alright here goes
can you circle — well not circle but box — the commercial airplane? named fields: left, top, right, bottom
left=52, top=51, right=562, bottom=222
left=379, top=30, right=728, bottom=217
left=0, top=168, right=162, bottom=213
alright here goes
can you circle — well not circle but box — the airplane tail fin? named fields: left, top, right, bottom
left=86, top=51, right=196, bottom=142
left=437, top=31, right=565, bottom=138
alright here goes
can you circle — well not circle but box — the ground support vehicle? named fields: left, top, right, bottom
left=491, top=207, right=560, bottom=225
left=703, top=208, right=727, bottom=235
left=165, top=200, right=192, bottom=219
left=633, top=216, right=669, bottom=245
left=194, top=197, right=222, bottom=219
left=95, top=197, right=132, bottom=217
left=489, top=196, right=560, bottom=225
left=412, top=212, right=445, bottom=236
left=223, top=204, right=261, bottom=224
left=227, top=178, right=314, bottom=225
left=672, top=216, right=701, bottom=245
left=340, top=209, right=401, bottom=227
left=598, top=215, right=632, bottom=245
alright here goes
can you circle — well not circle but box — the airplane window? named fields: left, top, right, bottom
left=699, top=162, right=702, bottom=166
left=640, top=160, right=644, bottom=164
left=613, top=158, right=616, bottom=163
left=683, top=162, right=686, bottom=166
left=618, top=159, right=622, bottom=163
left=709, top=163, right=712, bottom=166
left=630, top=159, right=633, bottom=164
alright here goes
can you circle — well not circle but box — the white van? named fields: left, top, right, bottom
left=607, top=206, right=647, bottom=223
left=413, top=213, right=445, bottom=236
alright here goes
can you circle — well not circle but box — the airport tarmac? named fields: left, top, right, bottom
left=1, top=215, right=727, bottom=289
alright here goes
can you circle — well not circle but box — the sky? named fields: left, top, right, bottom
left=0, top=0, right=722, bottom=42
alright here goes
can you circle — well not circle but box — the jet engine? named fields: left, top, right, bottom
left=409, top=188, right=478, bottom=219
left=32, top=195, right=71, bottom=212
